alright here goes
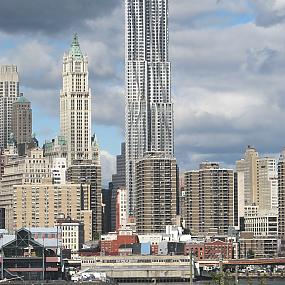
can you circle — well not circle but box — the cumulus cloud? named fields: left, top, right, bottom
left=253, top=0, right=285, bottom=27
left=1, top=0, right=285, bottom=179
left=0, top=0, right=119, bottom=35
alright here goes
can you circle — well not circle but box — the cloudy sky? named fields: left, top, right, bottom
left=0, top=0, right=285, bottom=185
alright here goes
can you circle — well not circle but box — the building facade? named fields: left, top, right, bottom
left=111, top=142, right=126, bottom=231
left=11, top=96, right=32, bottom=148
left=257, top=157, right=278, bottom=211
left=135, top=152, right=177, bottom=234
left=0, top=147, right=51, bottom=230
left=56, top=216, right=85, bottom=252
left=278, top=149, right=285, bottom=253
left=0, top=65, right=20, bottom=150
left=67, top=160, right=102, bottom=238
left=51, top=157, right=67, bottom=184
left=125, top=0, right=174, bottom=216
left=236, top=146, right=258, bottom=207
left=116, top=187, right=128, bottom=231
left=184, top=162, right=234, bottom=235
left=244, top=210, right=278, bottom=237
left=13, top=179, right=92, bottom=241
left=60, top=34, right=92, bottom=165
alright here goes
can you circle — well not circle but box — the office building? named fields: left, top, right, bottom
left=257, top=157, right=278, bottom=211
left=244, top=209, right=278, bottom=237
left=67, top=160, right=102, bottom=238
left=236, top=146, right=258, bottom=206
left=51, top=157, right=67, bottom=184
left=135, top=152, right=177, bottom=234
left=11, top=95, right=32, bottom=152
left=102, top=188, right=112, bottom=234
left=125, top=0, right=174, bottom=216
left=110, top=142, right=126, bottom=231
left=43, top=136, right=68, bottom=164
left=60, top=34, right=92, bottom=165
left=116, top=187, right=128, bottom=231
left=236, top=147, right=278, bottom=228
left=0, top=65, right=20, bottom=150
left=184, top=162, right=234, bottom=235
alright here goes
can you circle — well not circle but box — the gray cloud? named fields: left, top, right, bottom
left=0, top=0, right=119, bottom=35
left=253, top=0, right=285, bottom=27
left=1, top=0, right=285, bottom=179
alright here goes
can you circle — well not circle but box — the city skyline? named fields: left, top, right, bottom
left=0, top=1, right=285, bottom=185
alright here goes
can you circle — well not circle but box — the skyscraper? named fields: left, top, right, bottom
left=110, top=142, right=126, bottom=231
left=236, top=146, right=258, bottom=206
left=125, top=0, right=174, bottom=215
left=12, top=96, right=32, bottom=155
left=60, top=34, right=92, bottom=165
left=0, top=65, right=20, bottom=150
left=236, top=146, right=278, bottom=211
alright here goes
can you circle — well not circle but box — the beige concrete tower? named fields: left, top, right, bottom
left=236, top=146, right=258, bottom=206
left=60, top=34, right=92, bottom=165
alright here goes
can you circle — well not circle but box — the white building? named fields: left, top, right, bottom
left=125, top=0, right=174, bottom=216
left=52, top=157, right=67, bottom=184
left=116, top=187, right=128, bottom=231
left=0, top=65, right=20, bottom=150
left=60, top=34, right=92, bottom=165
left=56, top=217, right=84, bottom=252
left=244, top=209, right=278, bottom=237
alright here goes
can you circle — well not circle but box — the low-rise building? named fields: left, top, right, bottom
left=0, top=228, right=61, bottom=280
left=56, top=216, right=84, bottom=252
left=245, top=209, right=278, bottom=237
left=239, top=232, right=278, bottom=258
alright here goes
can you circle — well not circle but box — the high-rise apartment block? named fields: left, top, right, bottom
left=278, top=149, right=285, bottom=247
left=67, top=160, right=102, bottom=238
left=60, top=34, right=92, bottom=165
left=13, top=179, right=92, bottom=242
left=11, top=96, right=32, bottom=147
left=0, top=65, right=20, bottom=150
left=0, top=147, right=51, bottom=230
left=184, top=162, right=234, bottom=235
left=135, top=152, right=177, bottom=234
left=125, top=0, right=174, bottom=215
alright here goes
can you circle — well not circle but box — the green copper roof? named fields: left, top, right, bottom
left=69, top=33, right=83, bottom=59
left=16, top=96, right=30, bottom=103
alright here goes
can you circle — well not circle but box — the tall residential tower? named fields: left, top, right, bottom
left=60, top=34, right=92, bottom=165
left=125, top=0, right=174, bottom=215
